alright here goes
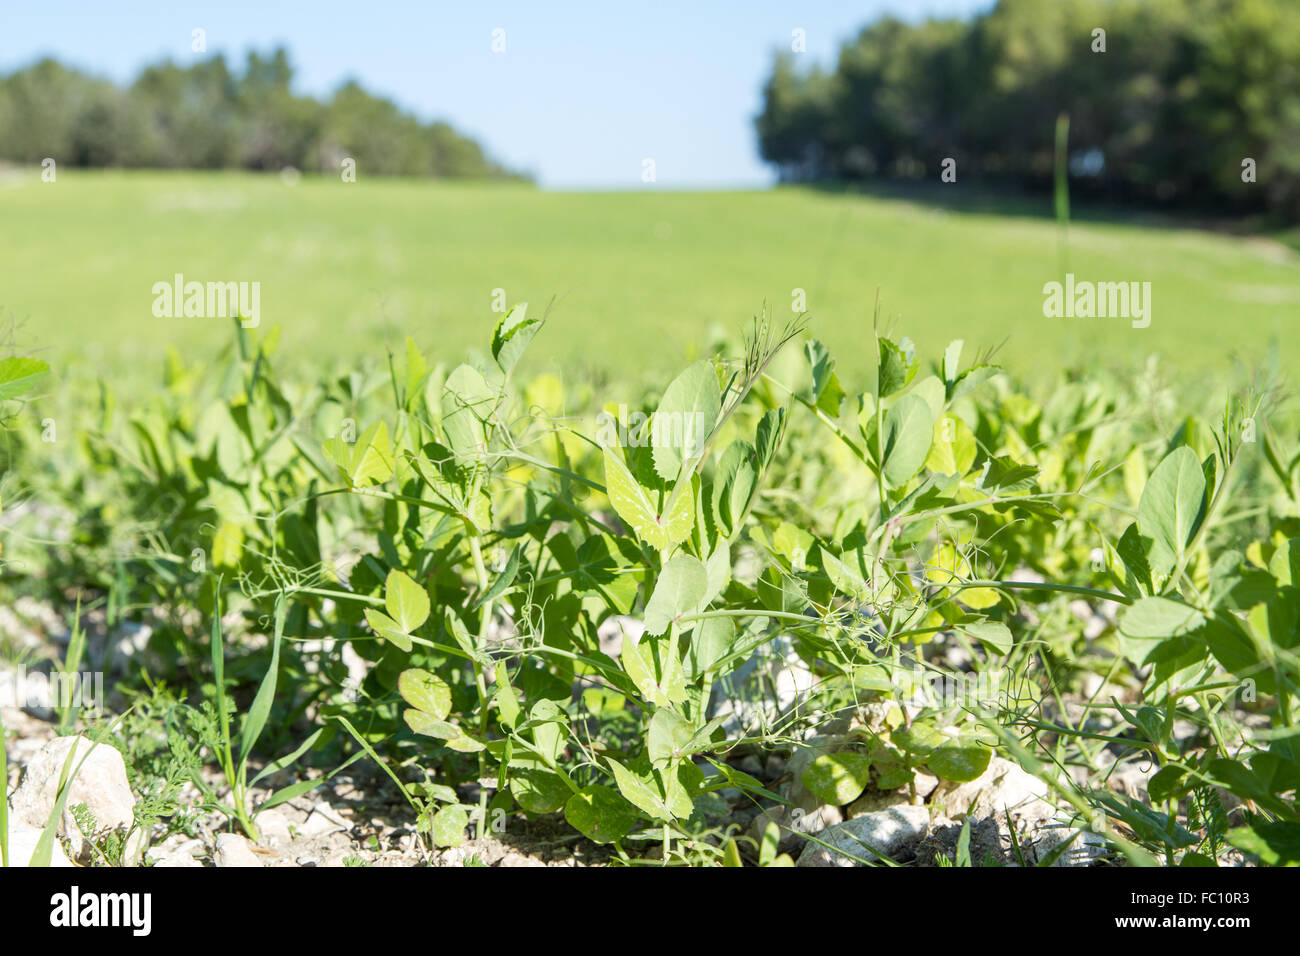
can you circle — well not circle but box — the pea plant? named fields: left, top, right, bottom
left=7, top=308, right=1296, bottom=866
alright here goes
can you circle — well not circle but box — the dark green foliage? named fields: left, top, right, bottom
left=0, top=48, right=527, bottom=180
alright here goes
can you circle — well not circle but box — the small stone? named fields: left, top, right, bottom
left=1107, top=761, right=1154, bottom=800
left=255, top=808, right=293, bottom=846
left=930, top=756, right=1053, bottom=827
left=214, top=832, right=263, bottom=868
left=150, top=843, right=203, bottom=868
left=4, top=819, right=74, bottom=867
left=10, top=735, right=135, bottom=862
left=1029, top=820, right=1108, bottom=867
left=796, top=805, right=931, bottom=867
left=299, top=805, right=350, bottom=836
left=751, top=802, right=844, bottom=853
left=846, top=788, right=909, bottom=817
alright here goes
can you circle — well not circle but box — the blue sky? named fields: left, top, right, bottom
left=1, top=1, right=993, bottom=188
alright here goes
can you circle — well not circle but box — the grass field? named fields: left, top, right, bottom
left=3, top=169, right=1297, bottom=386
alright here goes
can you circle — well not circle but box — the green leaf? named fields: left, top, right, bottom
left=1117, top=597, right=1206, bottom=663
left=805, top=340, right=845, bottom=415
left=603, top=447, right=695, bottom=551
left=685, top=617, right=736, bottom=678
left=490, top=303, right=541, bottom=374
left=443, top=734, right=486, bottom=753
left=712, top=441, right=757, bottom=536
left=442, top=364, right=496, bottom=461
left=651, top=361, right=721, bottom=482
left=647, top=707, right=693, bottom=770
left=364, top=608, right=412, bottom=652
left=398, top=668, right=452, bottom=720
left=494, top=661, right=520, bottom=729
left=606, top=758, right=675, bottom=822
left=960, top=621, right=1012, bottom=655
left=0, top=356, right=50, bottom=401
left=893, top=722, right=946, bottom=756
left=403, top=710, right=460, bottom=739
left=950, top=364, right=1000, bottom=401
left=1138, top=446, right=1206, bottom=570
left=942, top=339, right=964, bottom=387
left=473, top=544, right=521, bottom=611
left=322, top=420, right=394, bottom=487
left=802, top=752, right=873, bottom=805
left=1227, top=822, right=1300, bottom=865
left=528, top=698, right=568, bottom=764
left=511, top=766, right=570, bottom=814
left=925, top=414, right=976, bottom=475
left=350, top=420, right=394, bottom=486
left=977, top=456, right=1038, bottom=494
left=926, top=740, right=992, bottom=783
left=874, top=394, right=932, bottom=484
left=1268, top=538, right=1300, bottom=587
left=622, top=632, right=687, bottom=706
left=564, top=786, right=638, bottom=844
left=877, top=336, right=917, bottom=399
left=385, top=569, right=431, bottom=634
left=643, top=553, right=708, bottom=636
left=431, top=805, right=469, bottom=848
left=395, top=671, right=452, bottom=723
left=755, top=408, right=785, bottom=469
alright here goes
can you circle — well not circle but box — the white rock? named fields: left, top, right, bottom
left=147, top=837, right=204, bottom=868
left=10, top=735, right=134, bottom=862
left=299, top=805, right=349, bottom=836
left=846, top=788, right=910, bottom=817
left=1029, top=819, right=1108, bottom=867
left=254, top=808, right=293, bottom=846
left=151, top=847, right=203, bottom=868
left=3, top=818, right=74, bottom=867
left=796, top=805, right=931, bottom=866
left=214, top=832, right=263, bottom=867
left=930, top=756, right=1053, bottom=826
left=596, top=616, right=644, bottom=659
left=751, top=803, right=844, bottom=853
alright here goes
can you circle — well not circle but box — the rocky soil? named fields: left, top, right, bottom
left=1, top=596, right=1252, bottom=868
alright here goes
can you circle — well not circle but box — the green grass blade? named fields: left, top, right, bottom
left=56, top=595, right=87, bottom=733
left=237, top=594, right=287, bottom=783
left=249, top=724, right=329, bottom=788
left=29, top=735, right=84, bottom=867
left=334, top=716, right=419, bottom=815
left=209, top=582, right=234, bottom=782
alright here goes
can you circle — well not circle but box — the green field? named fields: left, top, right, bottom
left=3, top=169, right=1296, bottom=385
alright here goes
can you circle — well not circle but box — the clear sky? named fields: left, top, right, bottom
left=1, top=1, right=993, bottom=188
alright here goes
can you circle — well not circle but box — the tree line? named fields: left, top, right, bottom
left=0, top=48, right=527, bottom=180
left=756, top=0, right=1300, bottom=220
